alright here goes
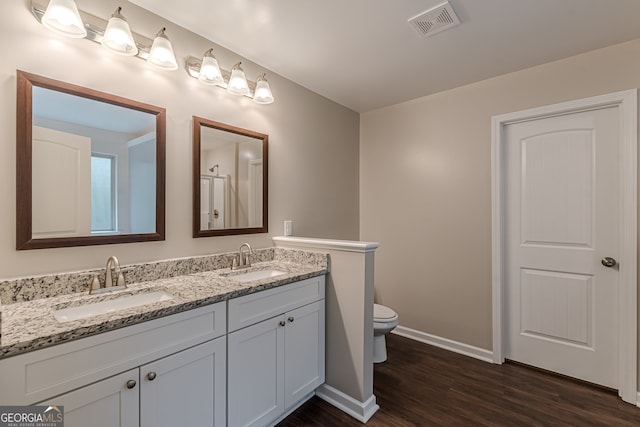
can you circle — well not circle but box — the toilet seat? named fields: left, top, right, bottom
left=374, top=303, right=397, bottom=321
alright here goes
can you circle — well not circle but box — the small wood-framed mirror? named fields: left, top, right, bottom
left=193, top=116, right=268, bottom=237
left=16, top=70, right=166, bottom=250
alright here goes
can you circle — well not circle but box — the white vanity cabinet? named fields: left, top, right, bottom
left=139, top=337, right=226, bottom=427
left=0, top=303, right=227, bottom=427
left=39, top=337, right=226, bottom=427
left=227, top=276, right=326, bottom=427
left=39, top=369, right=139, bottom=427
left=0, top=274, right=327, bottom=427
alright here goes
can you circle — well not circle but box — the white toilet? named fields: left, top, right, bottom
left=373, top=303, right=399, bottom=363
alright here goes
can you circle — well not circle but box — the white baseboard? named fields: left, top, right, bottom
left=393, top=325, right=494, bottom=363
left=315, top=384, right=379, bottom=423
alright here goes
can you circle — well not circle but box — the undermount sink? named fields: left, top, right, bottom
left=54, top=290, right=173, bottom=323
left=225, top=269, right=286, bottom=283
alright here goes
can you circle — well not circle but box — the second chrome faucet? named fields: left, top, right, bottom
left=232, top=243, right=253, bottom=270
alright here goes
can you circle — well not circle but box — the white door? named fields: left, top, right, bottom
left=200, top=176, right=212, bottom=230
left=140, top=338, right=226, bottom=427
left=228, top=316, right=284, bottom=427
left=248, top=160, right=263, bottom=228
left=504, top=106, right=619, bottom=387
left=39, top=369, right=139, bottom=427
left=211, top=177, right=226, bottom=230
left=32, top=126, right=91, bottom=238
left=284, top=301, right=325, bottom=408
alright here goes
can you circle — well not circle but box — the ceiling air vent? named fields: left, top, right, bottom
left=408, top=1, right=460, bottom=38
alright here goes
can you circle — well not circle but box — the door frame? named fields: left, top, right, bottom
left=491, top=90, right=638, bottom=404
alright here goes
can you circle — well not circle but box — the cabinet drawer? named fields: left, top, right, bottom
left=228, top=276, right=325, bottom=332
left=0, top=302, right=226, bottom=405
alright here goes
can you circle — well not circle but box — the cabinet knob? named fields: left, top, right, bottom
left=279, top=320, right=286, bottom=327
left=126, top=380, right=137, bottom=389
left=288, top=316, right=294, bottom=323
left=147, top=372, right=157, bottom=381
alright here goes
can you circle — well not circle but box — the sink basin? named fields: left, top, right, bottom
left=54, top=290, right=173, bottom=323
left=226, top=269, right=286, bottom=283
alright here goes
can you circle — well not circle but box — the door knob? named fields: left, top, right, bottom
left=601, top=257, right=617, bottom=268
left=147, top=372, right=157, bottom=381
left=288, top=317, right=294, bottom=323
left=126, top=380, right=136, bottom=389
left=279, top=320, right=286, bottom=327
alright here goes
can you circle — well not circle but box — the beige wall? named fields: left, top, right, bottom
left=360, top=38, right=640, bottom=355
left=0, top=0, right=359, bottom=280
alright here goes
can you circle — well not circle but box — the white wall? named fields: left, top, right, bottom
left=0, top=0, right=359, bottom=279
left=129, top=138, right=156, bottom=233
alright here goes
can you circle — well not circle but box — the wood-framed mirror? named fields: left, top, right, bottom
left=16, top=70, right=166, bottom=250
left=193, top=116, right=268, bottom=237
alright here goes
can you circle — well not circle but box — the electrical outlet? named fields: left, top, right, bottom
left=284, top=220, right=292, bottom=236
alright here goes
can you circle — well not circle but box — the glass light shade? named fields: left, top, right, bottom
left=101, top=8, right=137, bottom=56
left=147, top=28, right=178, bottom=70
left=253, top=74, right=274, bottom=104
left=198, top=49, right=223, bottom=85
left=227, top=62, right=249, bottom=96
left=41, top=0, right=87, bottom=38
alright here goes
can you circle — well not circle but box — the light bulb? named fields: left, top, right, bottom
left=147, top=28, right=178, bottom=71
left=198, top=49, right=223, bottom=85
left=101, top=7, right=138, bottom=56
left=227, top=62, right=249, bottom=96
left=253, top=74, right=274, bottom=104
left=41, top=0, right=86, bottom=38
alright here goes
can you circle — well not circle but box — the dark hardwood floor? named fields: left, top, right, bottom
left=278, top=334, right=640, bottom=426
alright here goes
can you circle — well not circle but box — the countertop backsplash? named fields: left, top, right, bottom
left=0, top=247, right=329, bottom=358
left=0, top=247, right=327, bottom=305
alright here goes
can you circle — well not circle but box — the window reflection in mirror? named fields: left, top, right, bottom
left=193, top=117, right=268, bottom=237
left=16, top=70, right=166, bottom=249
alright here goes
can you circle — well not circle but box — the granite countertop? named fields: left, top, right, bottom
left=0, top=259, right=327, bottom=359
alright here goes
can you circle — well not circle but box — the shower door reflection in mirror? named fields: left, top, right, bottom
left=193, top=117, right=268, bottom=237
left=200, top=174, right=228, bottom=230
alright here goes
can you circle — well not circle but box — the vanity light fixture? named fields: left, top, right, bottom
left=147, top=28, right=178, bottom=70
left=185, top=56, right=276, bottom=104
left=31, top=0, right=275, bottom=103
left=101, top=7, right=137, bottom=56
left=252, top=74, right=274, bottom=105
left=41, top=0, right=86, bottom=38
left=226, top=62, right=250, bottom=96
left=198, top=49, right=224, bottom=85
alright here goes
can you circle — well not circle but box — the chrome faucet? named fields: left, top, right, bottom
left=232, top=243, right=253, bottom=270
left=90, top=256, right=127, bottom=294
left=106, top=256, right=126, bottom=288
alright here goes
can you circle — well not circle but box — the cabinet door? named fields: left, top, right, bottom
left=284, top=300, right=325, bottom=408
left=140, top=337, right=226, bottom=427
left=228, top=316, right=285, bottom=427
left=38, top=369, right=139, bottom=427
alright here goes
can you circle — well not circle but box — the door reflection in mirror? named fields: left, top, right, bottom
left=31, top=85, right=157, bottom=237
left=16, top=70, right=166, bottom=250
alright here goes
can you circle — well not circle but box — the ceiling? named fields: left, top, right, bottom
left=33, top=86, right=155, bottom=135
left=129, top=0, right=640, bottom=113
